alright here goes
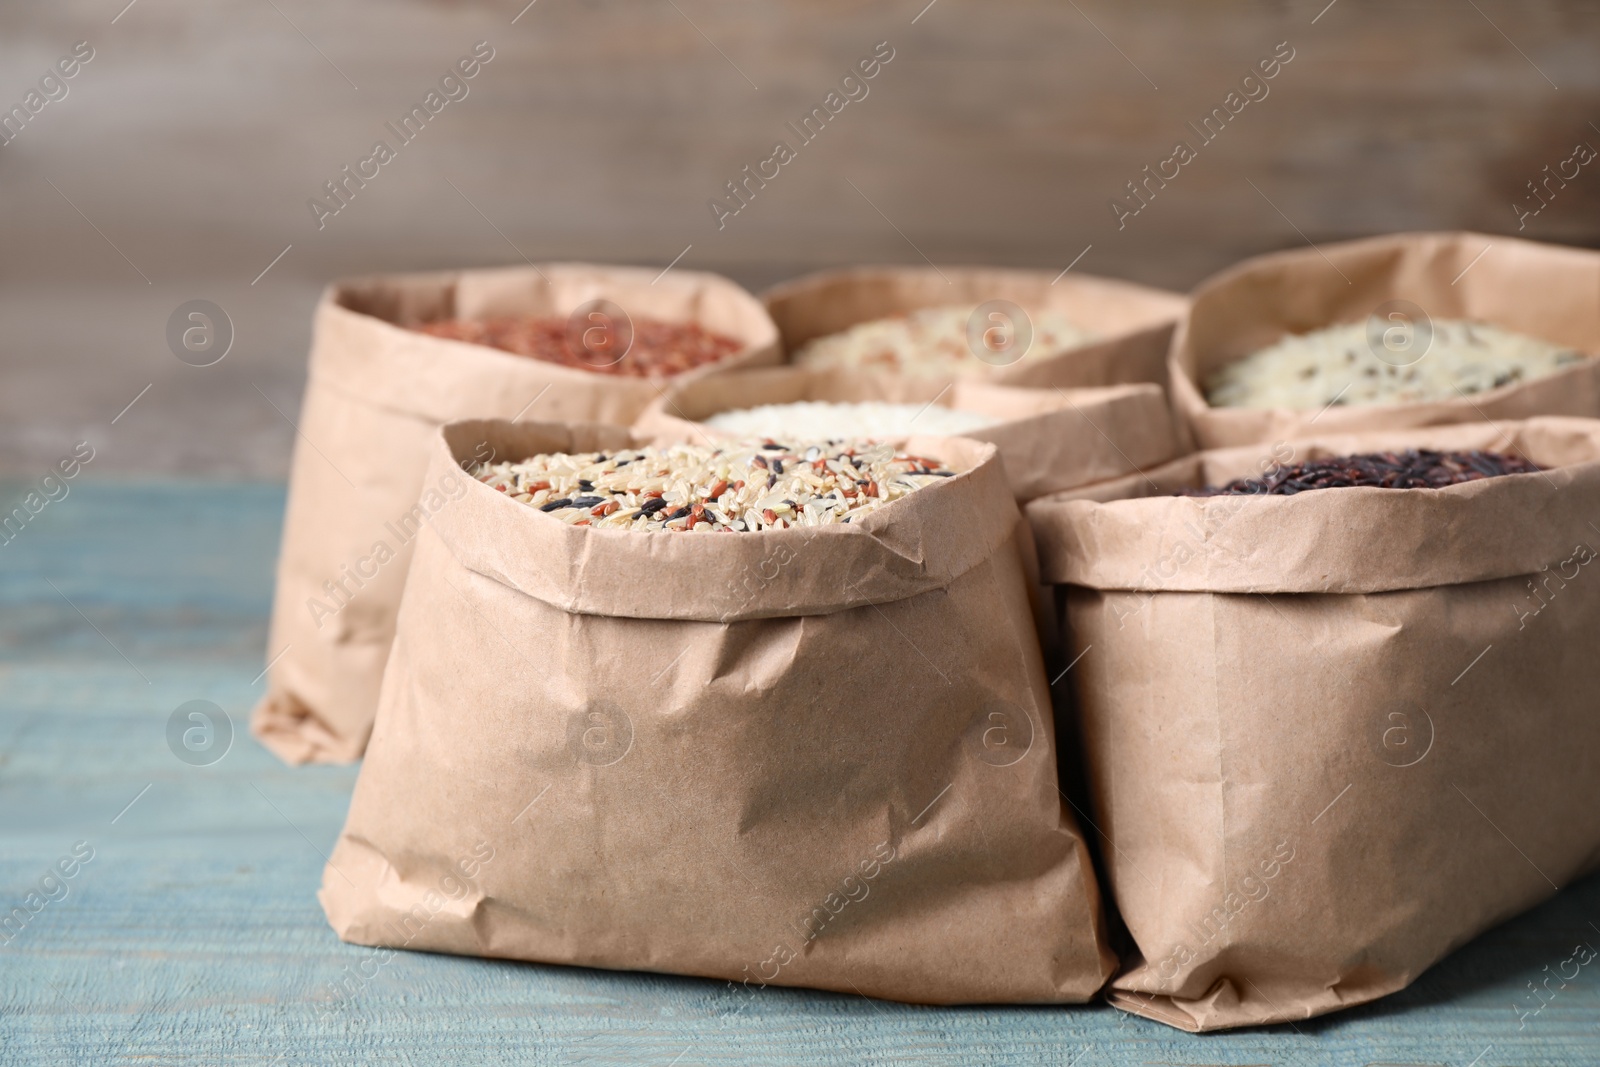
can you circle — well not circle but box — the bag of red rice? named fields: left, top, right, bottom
left=318, top=418, right=1115, bottom=1004
left=253, top=264, right=780, bottom=764
left=1026, top=417, right=1600, bottom=1030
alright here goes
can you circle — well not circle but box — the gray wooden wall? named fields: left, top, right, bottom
left=3, top=0, right=1598, bottom=475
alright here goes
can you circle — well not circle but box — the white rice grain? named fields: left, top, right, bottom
left=704, top=400, right=996, bottom=441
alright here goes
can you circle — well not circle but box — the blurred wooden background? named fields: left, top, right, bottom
left=1, top=0, right=1597, bottom=475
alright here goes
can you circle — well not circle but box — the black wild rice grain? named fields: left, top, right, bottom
left=1184, top=449, right=1542, bottom=497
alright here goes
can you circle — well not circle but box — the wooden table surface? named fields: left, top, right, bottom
left=3, top=481, right=1598, bottom=1066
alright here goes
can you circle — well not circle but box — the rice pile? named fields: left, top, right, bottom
left=413, top=315, right=743, bottom=377
left=793, top=305, right=1097, bottom=376
left=1205, top=318, right=1589, bottom=409
left=703, top=400, right=996, bottom=440
left=1183, top=449, right=1543, bottom=497
left=473, top=441, right=955, bottom=532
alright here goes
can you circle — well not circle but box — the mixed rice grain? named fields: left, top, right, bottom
left=473, top=441, right=956, bottom=531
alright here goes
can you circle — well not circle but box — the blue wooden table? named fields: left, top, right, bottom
left=3, top=481, right=1598, bottom=1066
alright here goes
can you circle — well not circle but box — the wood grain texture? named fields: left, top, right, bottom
left=1, top=2, right=1598, bottom=476
left=2, top=482, right=1599, bottom=1064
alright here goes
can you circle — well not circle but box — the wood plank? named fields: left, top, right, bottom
left=3, top=2, right=1599, bottom=477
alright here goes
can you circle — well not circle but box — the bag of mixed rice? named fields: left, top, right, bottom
left=1025, top=417, right=1600, bottom=1030
left=633, top=365, right=1183, bottom=503
left=253, top=264, right=780, bottom=764
left=1171, top=231, right=1600, bottom=448
left=318, top=418, right=1116, bottom=1004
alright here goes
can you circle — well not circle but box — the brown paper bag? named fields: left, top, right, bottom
left=253, top=264, right=781, bottom=765
left=762, top=265, right=1189, bottom=393
left=633, top=366, right=1184, bottom=502
left=1172, top=231, right=1600, bottom=448
left=1025, top=417, right=1600, bottom=1030
left=317, top=419, right=1116, bottom=1004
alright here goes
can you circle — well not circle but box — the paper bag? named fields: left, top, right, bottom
left=1171, top=232, right=1600, bottom=448
left=762, top=265, right=1189, bottom=393
left=318, top=419, right=1115, bottom=1004
left=1025, top=417, right=1600, bottom=1030
left=253, top=264, right=781, bottom=764
left=634, top=365, right=1184, bottom=502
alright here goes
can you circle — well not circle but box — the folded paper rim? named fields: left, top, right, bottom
left=431, top=418, right=1019, bottom=621
left=307, top=262, right=783, bottom=425
left=1025, top=416, right=1600, bottom=594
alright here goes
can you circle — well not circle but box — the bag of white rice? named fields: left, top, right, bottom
left=635, top=366, right=1183, bottom=503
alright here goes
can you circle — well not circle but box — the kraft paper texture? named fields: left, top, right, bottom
left=318, top=419, right=1116, bottom=1004
left=1025, top=417, right=1600, bottom=1030
left=1171, top=232, right=1600, bottom=448
left=253, top=264, right=781, bottom=765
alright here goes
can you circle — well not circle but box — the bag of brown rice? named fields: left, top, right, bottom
left=253, top=264, right=780, bottom=764
left=1172, top=231, right=1600, bottom=448
left=762, top=265, right=1189, bottom=394
left=1025, top=416, right=1600, bottom=1030
left=633, top=365, right=1184, bottom=502
left=317, top=418, right=1115, bottom=1004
